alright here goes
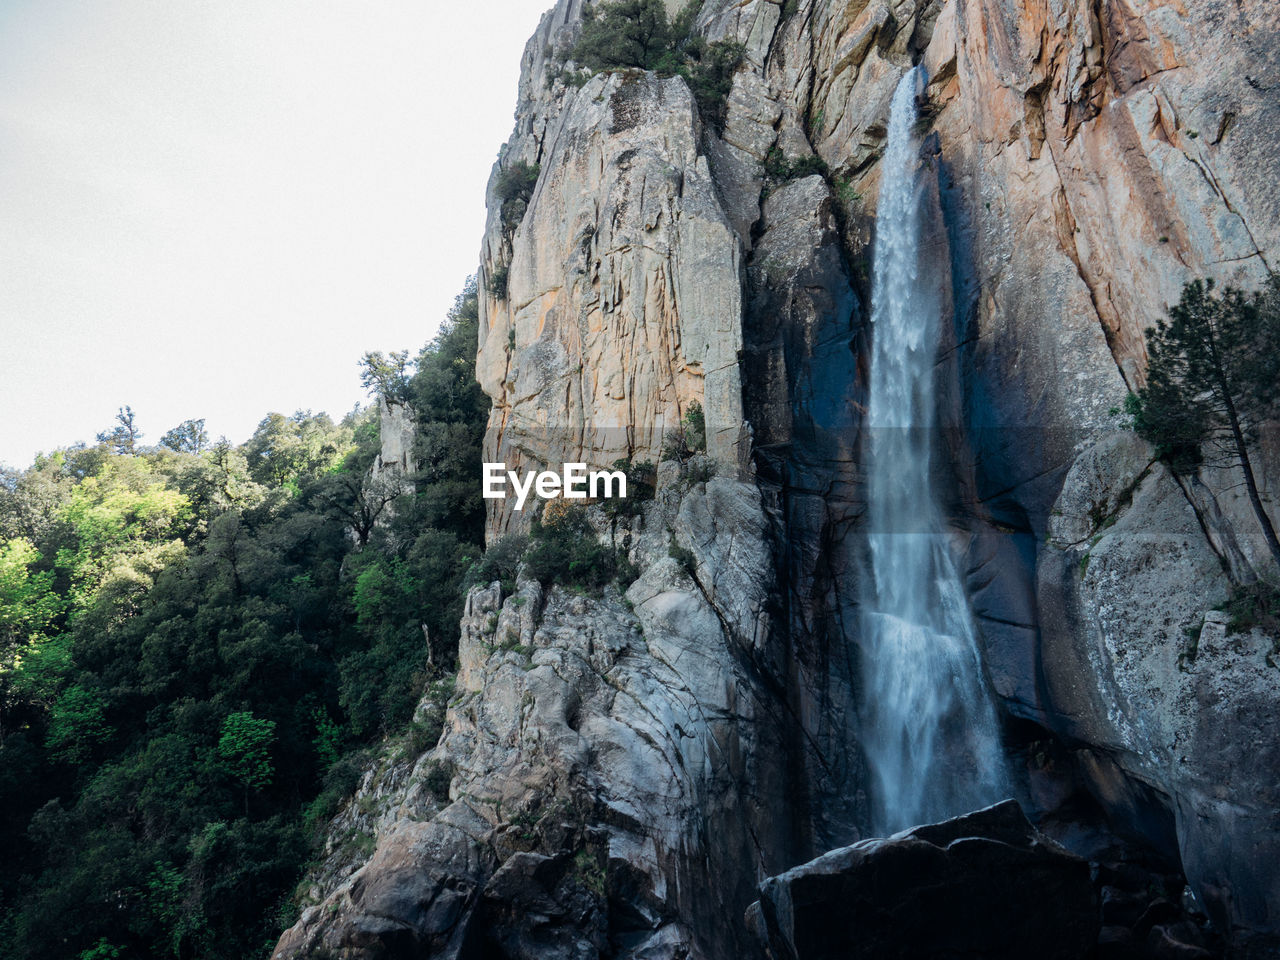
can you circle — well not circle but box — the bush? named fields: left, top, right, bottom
left=668, top=536, right=697, bottom=579
left=683, top=39, right=745, bottom=131
left=764, top=146, right=829, bottom=184
left=1218, top=581, right=1280, bottom=636
left=572, top=0, right=678, bottom=72
left=495, top=161, right=540, bottom=233
left=661, top=401, right=706, bottom=461
left=424, top=761, right=455, bottom=804
left=602, top=458, right=656, bottom=519
left=487, top=263, right=510, bottom=300
left=466, top=534, right=528, bottom=593
left=569, top=0, right=744, bottom=132
left=523, top=509, right=619, bottom=589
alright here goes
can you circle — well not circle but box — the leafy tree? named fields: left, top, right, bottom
left=96, top=406, right=143, bottom=455
left=44, top=685, right=113, bottom=763
left=494, top=161, right=541, bottom=233
left=573, top=0, right=676, bottom=72
left=316, top=470, right=407, bottom=547
left=1133, top=277, right=1280, bottom=570
left=0, top=275, right=490, bottom=960
left=159, top=418, right=208, bottom=454
left=243, top=411, right=353, bottom=487
left=0, top=454, right=75, bottom=543
left=661, top=399, right=706, bottom=461
left=567, top=0, right=744, bottom=130
left=358, top=350, right=412, bottom=404
left=0, top=538, right=62, bottom=653
left=218, top=711, right=276, bottom=795
left=0, top=538, right=65, bottom=734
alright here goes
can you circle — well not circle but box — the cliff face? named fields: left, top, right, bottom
left=276, top=1, right=1280, bottom=956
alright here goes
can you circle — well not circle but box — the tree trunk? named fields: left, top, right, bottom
left=1205, top=317, right=1280, bottom=574
left=1221, top=390, right=1280, bottom=573
left=1175, top=472, right=1258, bottom=586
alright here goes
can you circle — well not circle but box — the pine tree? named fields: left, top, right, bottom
left=1133, top=277, right=1280, bottom=571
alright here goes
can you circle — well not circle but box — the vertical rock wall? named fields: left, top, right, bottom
left=277, top=0, right=1280, bottom=955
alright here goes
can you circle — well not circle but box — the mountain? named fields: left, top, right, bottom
left=275, top=1, right=1280, bottom=957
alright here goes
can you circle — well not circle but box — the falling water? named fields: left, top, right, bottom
left=860, top=66, right=1007, bottom=834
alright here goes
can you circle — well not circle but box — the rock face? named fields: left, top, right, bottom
left=372, top=399, right=415, bottom=483
left=276, top=472, right=796, bottom=960
left=277, top=0, right=1280, bottom=956
left=747, top=800, right=1099, bottom=960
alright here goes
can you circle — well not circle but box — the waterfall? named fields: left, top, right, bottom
left=859, top=66, right=1007, bottom=834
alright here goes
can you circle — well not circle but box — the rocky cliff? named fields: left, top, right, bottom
left=276, top=1, right=1280, bottom=956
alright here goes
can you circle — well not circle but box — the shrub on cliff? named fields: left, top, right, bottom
left=494, top=160, right=540, bottom=234
left=523, top=508, right=619, bottom=589
left=568, top=0, right=744, bottom=130
left=573, top=0, right=679, bottom=72
left=1132, top=276, right=1280, bottom=572
left=661, top=400, right=706, bottom=461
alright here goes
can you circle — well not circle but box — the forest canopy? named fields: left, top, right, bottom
left=0, top=280, right=488, bottom=960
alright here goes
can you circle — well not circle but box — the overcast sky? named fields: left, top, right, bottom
left=0, top=0, right=548, bottom=469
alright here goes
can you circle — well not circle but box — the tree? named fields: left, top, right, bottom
left=1133, top=277, right=1280, bottom=571
left=316, top=470, right=407, bottom=547
left=573, top=0, right=676, bottom=72
left=96, top=406, right=143, bottom=455
left=566, top=1, right=744, bottom=130
left=159, top=418, right=208, bottom=454
left=217, top=711, right=276, bottom=805
left=358, top=351, right=412, bottom=404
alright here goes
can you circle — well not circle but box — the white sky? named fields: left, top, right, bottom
left=0, top=0, right=549, bottom=469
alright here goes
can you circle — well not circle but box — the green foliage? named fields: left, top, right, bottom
left=572, top=848, right=607, bottom=898
left=602, top=458, right=656, bottom=519
left=523, top=509, right=620, bottom=589
left=45, top=685, right=113, bottom=764
left=487, top=263, right=510, bottom=300
left=573, top=0, right=678, bottom=72
left=835, top=176, right=861, bottom=208
left=95, top=406, right=143, bottom=456
left=311, top=708, right=342, bottom=769
left=495, top=160, right=541, bottom=233
left=77, top=940, right=122, bottom=960
left=424, top=760, right=455, bottom=803
left=0, top=538, right=62, bottom=651
left=218, top=711, right=276, bottom=792
left=402, top=285, right=490, bottom=541
left=466, top=533, right=528, bottom=593
left=661, top=400, right=706, bottom=461
left=0, top=275, right=490, bottom=960
left=243, top=410, right=353, bottom=488
left=159, top=418, right=208, bottom=455
left=764, top=147, right=829, bottom=184
left=682, top=38, right=746, bottom=131
left=358, top=350, right=412, bottom=404
left=668, top=536, right=697, bottom=578
left=568, top=0, right=744, bottom=131
left=1132, top=277, right=1280, bottom=570
left=1217, top=581, right=1280, bottom=637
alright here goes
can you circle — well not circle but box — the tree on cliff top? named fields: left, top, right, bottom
left=1132, top=276, right=1280, bottom=572
left=573, top=0, right=682, bottom=73
left=568, top=0, right=744, bottom=130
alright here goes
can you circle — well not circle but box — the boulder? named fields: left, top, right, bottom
left=749, top=801, right=1098, bottom=960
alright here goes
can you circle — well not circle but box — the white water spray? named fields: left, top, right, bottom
left=860, top=66, right=1007, bottom=834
